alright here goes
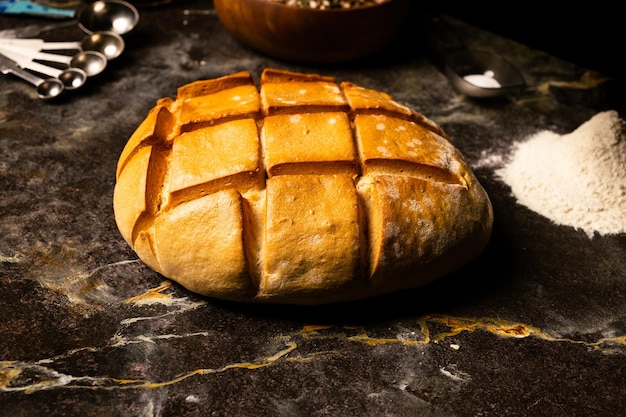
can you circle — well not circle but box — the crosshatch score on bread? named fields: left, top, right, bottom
left=113, top=68, right=494, bottom=305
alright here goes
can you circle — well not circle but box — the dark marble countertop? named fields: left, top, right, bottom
left=1, top=2, right=625, bottom=416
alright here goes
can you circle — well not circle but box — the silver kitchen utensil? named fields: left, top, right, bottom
left=47, top=64, right=85, bottom=89
left=0, top=30, right=125, bottom=60
left=0, top=51, right=64, bottom=99
left=0, top=47, right=86, bottom=89
left=424, top=12, right=525, bottom=98
left=445, top=50, right=526, bottom=98
left=75, top=0, right=138, bottom=35
left=0, top=0, right=138, bottom=35
left=0, top=44, right=107, bottom=77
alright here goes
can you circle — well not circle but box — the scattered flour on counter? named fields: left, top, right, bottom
left=495, top=110, right=626, bottom=238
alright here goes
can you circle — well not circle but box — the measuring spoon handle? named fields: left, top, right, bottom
left=0, top=47, right=61, bottom=77
left=0, top=51, right=65, bottom=100
left=0, top=44, right=72, bottom=64
left=0, top=52, right=45, bottom=85
left=0, top=38, right=79, bottom=50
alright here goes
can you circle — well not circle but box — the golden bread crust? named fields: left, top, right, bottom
left=113, top=68, right=493, bottom=305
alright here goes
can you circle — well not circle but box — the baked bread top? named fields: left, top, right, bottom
left=113, top=68, right=493, bottom=305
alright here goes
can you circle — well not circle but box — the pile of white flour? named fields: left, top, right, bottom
left=495, top=110, right=626, bottom=238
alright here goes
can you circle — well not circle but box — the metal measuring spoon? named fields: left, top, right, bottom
left=0, top=44, right=107, bottom=77
left=0, top=31, right=125, bottom=60
left=76, top=0, right=139, bottom=35
left=0, top=47, right=86, bottom=89
left=0, top=52, right=64, bottom=100
left=68, top=50, right=107, bottom=77
left=0, top=0, right=139, bottom=37
left=79, top=31, right=125, bottom=60
left=423, top=12, right=525, bottom=98
left=56, top=66, right=87, bottom=89
left=445, top=50, right=525, bottom=98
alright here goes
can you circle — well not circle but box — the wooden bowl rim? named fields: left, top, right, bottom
left=228, top=0, right=405, bottom=14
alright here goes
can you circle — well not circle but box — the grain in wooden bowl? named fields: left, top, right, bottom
left=213, top=0, right=411, bottom=64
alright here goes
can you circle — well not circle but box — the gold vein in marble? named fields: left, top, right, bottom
left=2, top=308, right=624, bottom=394
left=124, top=280, right=180, bottom=305
left=535, top=71, right=611, bottom=94
left=0, top=341, right=297, bottom=393
left=329, top=315, right=626, bottom=350
left=131, top=341, right=298, bottom=389
left=123, top=280, right=208, bottom=311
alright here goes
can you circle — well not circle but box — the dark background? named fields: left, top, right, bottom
left=437, top=3, right=622, bottom=80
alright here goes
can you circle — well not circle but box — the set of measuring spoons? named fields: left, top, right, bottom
left=0, top=0, right=139, bottom=100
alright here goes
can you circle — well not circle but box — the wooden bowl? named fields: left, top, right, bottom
left=213, top=0, right=411, bottom=64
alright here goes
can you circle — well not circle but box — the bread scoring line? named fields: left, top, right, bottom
left=117, top=75, right=468, bottom=218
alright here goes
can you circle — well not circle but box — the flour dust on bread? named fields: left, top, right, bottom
left=113, top=68, right=493, bottom=305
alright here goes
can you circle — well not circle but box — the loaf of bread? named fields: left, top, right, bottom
left=113, top=68, right=493, bottom=305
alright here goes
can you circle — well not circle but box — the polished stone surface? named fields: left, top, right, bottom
left=1, top=1, right=625, bottom=416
